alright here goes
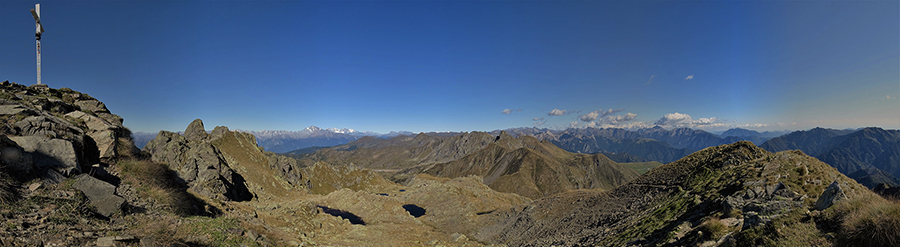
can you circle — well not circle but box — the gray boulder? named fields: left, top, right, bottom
left=74, top=99, right=110, bottom=114
left=815, top=181, right=845, bottom=210
left=8, top=136, right=80, bottom=176
left=0, top=104, right=35, bottom=116
left=184, top=119, right=209, bottom=142
left=0, top=136, right=34, bottom=172
left=13, top=115, right=84, bottom=139
left=72, top=174, right=125, bottom=217
left=65, top=111, right=120, bottom=159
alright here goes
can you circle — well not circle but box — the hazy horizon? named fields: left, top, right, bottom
left=2, top=1, right=897, bottom=134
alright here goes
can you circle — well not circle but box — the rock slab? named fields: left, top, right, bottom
left=8, top=136, right=80, bottom=175
left=72, top=175, right=124, bottom=217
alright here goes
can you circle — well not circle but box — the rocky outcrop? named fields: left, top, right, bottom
left=723, top=181, right=804, bottom=229
left=143, top=119, right=252, bottom=201
left=184, top=119, right=209, bottom=142
left=815, top=181, right=845, bottom=210
left=72, top=174, right=125, bottom=217
left=0, top=83, right=140, bottom=179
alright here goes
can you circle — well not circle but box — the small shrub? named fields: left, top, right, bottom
left=725, top=208, right=742, bottom=218
left=698, top=217, right=728, bottom=240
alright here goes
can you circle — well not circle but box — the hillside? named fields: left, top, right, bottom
left=295, top=131, right=641, bottom=199
left=415, top=135, right=639, bottom=199
left=761, top=127, right=900, bottom=187
left=474, top=141, right=890, bottom=246
left=0, top=83, right=533, bottom=246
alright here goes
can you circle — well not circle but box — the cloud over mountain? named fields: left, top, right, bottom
left=579, top=108, right=624, bottom=122
left=548, top=109, right=567, bottom=116
left=583, top=113, right=641, bottom=128
left=654, top=112, right=724, bottom=128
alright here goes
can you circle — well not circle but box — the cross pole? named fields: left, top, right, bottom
left=31, top=3, right=44, bottom=85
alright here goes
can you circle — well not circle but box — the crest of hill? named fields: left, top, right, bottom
left=475, top=141, right=879, bottom=246
left=416, top=137, right=639, bottom=199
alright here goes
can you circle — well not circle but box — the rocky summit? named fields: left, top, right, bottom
left=1, top=82, right=898, bottom=247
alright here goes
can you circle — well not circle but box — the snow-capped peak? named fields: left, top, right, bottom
left=304, top=126, right=322, bottom=132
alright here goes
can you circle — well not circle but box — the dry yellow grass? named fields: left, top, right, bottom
left=826, top=195, right=900, bottom=247
left=115, top=158, right=214, bottom=216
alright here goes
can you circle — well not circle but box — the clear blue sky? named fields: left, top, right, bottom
left=2, top=1, right=898, bottom=133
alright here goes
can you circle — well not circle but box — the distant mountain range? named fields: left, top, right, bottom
left=760, top=127, right=900, bottom=187
left=720, top=128, right=790, bottom=138
left=133, top=124, right=899, bottom=189
left=291, top=131, right=639, bottom=199
left=489, top=126, right=775, bottom=163
left=132, top=126, right=414, bottom=152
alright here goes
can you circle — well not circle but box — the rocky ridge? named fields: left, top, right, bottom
left=473, top=141, right=877, bottom=246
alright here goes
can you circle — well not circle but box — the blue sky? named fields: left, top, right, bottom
left=1, top=1, right=897, bottom=133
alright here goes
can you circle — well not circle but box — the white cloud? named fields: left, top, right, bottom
left=579, top=111, right=600, bottom=122
left=646, top=75, right=656, bottom=85
left=579, top=108, right=624, bottom=122
left=685, top=75, right=694, bottom=80
left=533, top=117, right=544, bottom=121
left=548, top=109, right=567, bottom=116
left=654, top=112, right=726, bottom=128
left=572, top=112, right=640, bottom=129
left=603, top=112, right=637, bottom=124
left=501, top=109, right=514, bottom=114
left=886, top=95, right=893, bottom=100
left=534, top=121, right=545, bottom=127
left=602, top=108, right=623, bottom=117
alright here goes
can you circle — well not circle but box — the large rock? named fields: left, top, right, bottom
left=143, top=121, right=252, bottom=201
left=65, top=111, right=120, bottom=159
left=0, top=136, right=34, bottom=172
left=74, top=99, right=110, bottom=114
left=184, top=119, right=209, bottom=142
left=13, top=115, right=84, bottom=139
left=0, top=104, right=35, bottom=116
left=72, top=174, right=125, bottom=217
left=815, top=181, right=845, bottom=210
left=8, top=136, right=80, bottom=176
